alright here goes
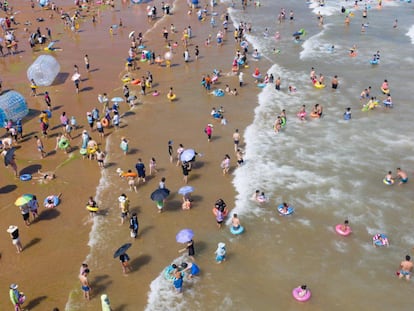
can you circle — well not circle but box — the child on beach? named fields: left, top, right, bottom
left=149, top=157, right=157, bottom=175
left=215, top=242, right=226, bottom=263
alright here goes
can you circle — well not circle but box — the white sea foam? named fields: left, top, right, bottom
left=145, top=255, right=200, bottom=311
left=406, top=24, right=414, bottom=44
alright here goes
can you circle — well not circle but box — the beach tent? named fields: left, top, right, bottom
left=0, top=91, right=29, bottom=126
left=27, top=55, right=60, bottom=86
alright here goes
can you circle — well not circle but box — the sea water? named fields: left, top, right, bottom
left=146, top=0, right=414, bottom=310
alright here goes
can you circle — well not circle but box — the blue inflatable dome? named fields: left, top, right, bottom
left=0, top=91, right=29, bottom=127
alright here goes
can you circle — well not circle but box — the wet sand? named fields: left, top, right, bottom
left=0, top=0, right=262, bottom=310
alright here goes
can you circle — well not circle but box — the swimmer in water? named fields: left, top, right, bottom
left=384, top=171, right=394, bottom=184
left=395, top=168, right=408, bottom=185
left=340, top=220, right=350, bottom=233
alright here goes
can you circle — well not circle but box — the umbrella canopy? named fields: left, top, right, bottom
left=113, top=243, right=132, bottom=258
left=71, top=73, right=81, bottom=81
left=176, top=229, right=194, bottom=243
left=111, top=97, right=124, bottom=102
left=164, top=51, right=172, bottom=60
left=150, top=188, right=170, bottom=201
left=129, top=31, right=135, bottom=39
left=178, top=186, right=194, bottom=195
left=14, top=194, right=33, bottom=206
left=4, top=148, right=15, bottom=166
left=180, top=149, right=196, bottom=162
left=47, top=41, right=56, bottom=49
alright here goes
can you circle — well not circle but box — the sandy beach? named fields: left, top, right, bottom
left=0, top=0, right=261, bottom=310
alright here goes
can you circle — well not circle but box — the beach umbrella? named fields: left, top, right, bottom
left=71, top=73, right=81, bottom=81
left=150, top=188, right=170, bottom=201
left=128, top=31, right=135, bottom=39
left=176, top=228, right=194, bottom=243
left=180, top=149, right=196, bottom=162
left=47, top=41, right=56, bottom=49
left=113, top=243, right=132, bottom=258
left=4, top=148, right=15, bottom=166
left=178, top=186, right=194, bottom=195
left=111, top=97, right=124, bottom=102
left=14, top=194, right=33, bottom=206
left=191, top=0, right=199, bottom=4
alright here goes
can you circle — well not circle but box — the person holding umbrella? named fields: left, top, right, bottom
left=178, top=239, right=195, bottom=261
left=150, top=188, right=170, bottom=213
left=119, top=253, right=131, bottom=274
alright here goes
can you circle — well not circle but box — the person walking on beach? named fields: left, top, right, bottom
left=119, top=253, right=131, bottom=274
left=28, top=195, right=39, bottom=220
left=118, top=194, right=129, bottom=225
left=233, top=129, right=240, bottom=152
left=84, top=54, right=90, bottom=72
left=44, top=91, right=52, bottom=109
left=176, top=144, right=184, bottom=166
left=9, top=283, right=25, bottom=311
left=168, top=140, right=174, bottom=163
left=204, top=124, right=213, bottom=142
left=221, top=154, right=231, bottom=175
left=135, top=158, right=146, bottom=184
left=79, top=269, right=91, bottom=300
left=129, top=212, right=139, bottom=238
left=182, top=161, right=191, bottom=184
left=178, top=239, right=195, bottom=261
left=7, top=225, right=23, bottom=253
left=30, top=79, right=37, bottom=96
left=19, top=203, right=31, bottom=226
left=149, top=157, right=157, bottom=175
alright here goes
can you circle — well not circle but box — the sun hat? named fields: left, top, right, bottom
left=218, top=242, right=226, bottom=248
left=6, top=225, right=18, bottom=233
left=10, top=284, right=18, bottom=290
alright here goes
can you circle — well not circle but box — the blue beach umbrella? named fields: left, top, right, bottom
left=176, top=229, right=194, bottom=243
left=111, top=97, right=124, bottom=102
left=178, top=186, right=194, bottom=195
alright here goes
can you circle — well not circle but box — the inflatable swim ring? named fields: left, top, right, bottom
left=212, top=208, right=228, bottom=218
left=167, top=94, right=176, bottom=101
left=20, top=174, right=32, bottom=181
left=58, top=138, right=69, bottom=150
left=335, top=224, right=352, bottom=236
left=314, top=82, right=325, bottom=89
left=122, top=77, right=131, bottom=83
left=252, top=53, right=261, bottom=60
left=44, top=195, right=60, bottom=208
left=213, top=89, right=225, bottom=97
left=79, top=148, right=88, bottom=155
left=101, top=118, right=109, bottom=128
left=237, top=59, right=245, bottom=65
left=277, top=204, right=294, bottom=216
left=30, top=84, right=38, bottom=89
left=383, top=178, right=394, bottom=185
left=257, top=83, right=266, bottom=88
left=230, top=225, right=244, bottom=235
left=383, top=100, right=393, bottom=108
left=370, top=59, right=379, bottom=65
left=240, top=41, right=249, bottom=49
left=138, top=45, right=145, bottom=49
left=152, top=91, right=160, bottom=96
left=86, top=205, right=99, bottom=212
left=349, top=52, right=357, bottom=57
left=373, top=233, right=389, bottom=247
left=131, top=79, right=141, bottom=85
left=292, top=287, right=311, bottom=302
left=87, top=146, right=97, bottom=155
left=252, top=73, right=262, bottom=79
left=122, top=172, right=138, bottom=178
left=381, top=87, right=390, bottom=95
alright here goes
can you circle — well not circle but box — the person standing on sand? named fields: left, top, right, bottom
left=204, top=124, right=213, bottom=142
left=34, top=135, right=46, bottom=159
left=168, top=140, right=174, bottom=163
left=233, top=129, right=240, bottom=152
left=84, top=54, right=90, bottom=72
left=182, top=161, right=191, bottom=184
left=176, top=143, right=184, bottom=166
left=79, top=269, right=91, bottom=300
left=135, top=158, right=146, bottom=183
left=129, top=212, right=139, bottom=238
left=7, top=225, right=23, bottom=253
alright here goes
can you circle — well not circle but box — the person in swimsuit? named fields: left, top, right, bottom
left=79, top=269, right=91, bottom=300
left=384, top=171, right=394, bottom=184
left=232, top=213, right=241, bottom=231
left=233, top=129, right=240, bottom=152
left=331, top=75, right=339, bottom=89
left=398, top=255, right=413, bottom=280
left=340, top=220, right=350, bottom=233
left=178, top=239, right=195, bottom=261
left=395, top=168, right=408, bottom=185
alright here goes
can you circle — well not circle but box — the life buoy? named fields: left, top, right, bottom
left=87, top=146, right=97, bottom=154
left=335, top=224, right=352, bottom=236
left=213, top=89, right=225, bottom=97
left=122, top=77, right=131, bottom=83
left=101, top=118, right=109, bottom=128
left=44, top=195, right=60, bottom=208
left=58, top=138, right=69, bottom=150
left=167, top=94, right=176, bottom=101
left=86, top=205, right=99, bottom=212
left=314, top=82, right=325, bottom=89
left=121, top=172, right=137, bottom=178
left=383, top=178, right=394, bottom=185
left=230, top=225, right=244, bottom=235
left=20, top=174, right=32, bottom=181
left=292, top=287, right=311, bottom=302
left=131, top=79, right=141, bottom=85
left=152, top=91, right=160, bottom=96
left=277, top=204, right=294, bottom=215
